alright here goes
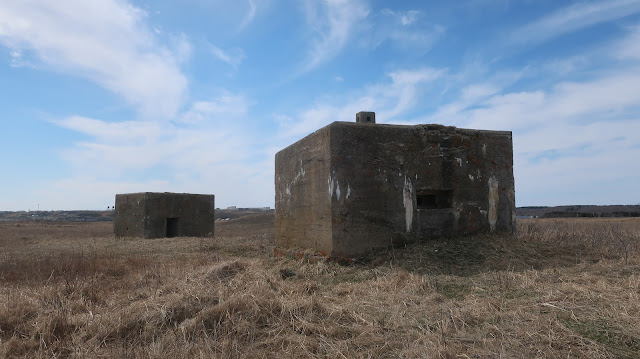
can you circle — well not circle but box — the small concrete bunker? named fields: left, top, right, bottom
left=275, top=112, right=515, bottom=258
left=114, top=192, right=215, bottom=238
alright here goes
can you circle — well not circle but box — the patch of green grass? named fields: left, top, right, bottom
left=560, top=317, right=640, bottom=359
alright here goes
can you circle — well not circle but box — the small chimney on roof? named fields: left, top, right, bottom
left=356, top=111, right=375, bottom=124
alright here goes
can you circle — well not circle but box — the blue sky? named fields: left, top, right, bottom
left=1, top=0, right=639, bottom=210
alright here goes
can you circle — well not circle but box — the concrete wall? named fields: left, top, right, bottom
left=114, top=192, right=147, bottom=237
left=275, top=121, right=515, bottom=258
left=328, top=122, right=515, bottom=257
left=114, top=192, right=215, bottom=238
left=275, top=127, right=333, bottom=255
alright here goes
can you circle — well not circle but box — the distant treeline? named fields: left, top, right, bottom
left=0, top=210, right=114, bottom=222
left=0, top=208, right=275, bottom=222
left=518, top=205, right=640, bottom=218
left=541, top=211, right=640, bottom=218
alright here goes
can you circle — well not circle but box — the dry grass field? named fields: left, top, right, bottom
left=1, top=215, right=639, bottom=358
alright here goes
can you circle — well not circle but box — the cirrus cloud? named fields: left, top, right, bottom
left=0, top=0, right=188, bottom=119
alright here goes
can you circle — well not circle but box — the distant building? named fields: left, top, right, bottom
left=114, top=192, right=215, bottom=238
left=275, top=112, right=515, bottom=259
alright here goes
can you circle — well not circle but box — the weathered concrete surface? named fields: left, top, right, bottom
left=114, top=192, right=215, bottom=238
left=275, top=128, right=333, bottom=256
left=275, top=121, right=515, bottom=259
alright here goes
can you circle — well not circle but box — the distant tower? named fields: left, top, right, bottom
left=356, top=111, right=375, bottom=124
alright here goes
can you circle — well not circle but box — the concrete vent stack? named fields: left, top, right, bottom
left=356, top=111, right=375, bottom=124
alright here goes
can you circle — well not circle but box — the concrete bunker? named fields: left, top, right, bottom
left=275, top=112, right=515, bottom=259
left=114, top=192, right=215, bottom=238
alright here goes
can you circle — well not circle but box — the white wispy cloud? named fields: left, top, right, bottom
left=509, top=0, right=640, bottom=45
left=8, top=49, right=24, bottom=67
left=296, top=3, right=441, bottom=76
left=381, top=68, right=444, bottom=118
left=239, top=0, right=257, bottom=30
left=416, top=64, right=640, bottom=205
left=381, top=9, right=421, bottom=26
left=364, top=8, right=444, bottom=53
left=55, top=116, right=164, bottom=144
left=0, top=1, right=273, bottom=209
left=0, top=0, right=188, bottom=119
left=616, top=24, right=640, bottom=60
left=543, top=55, right=590, bottom=75
left=209, top=44, right=246, bottom=68
left=418, top=64, right=640, bottom=153
left=278, top=67, right=443, bottom=138
left=387, top=68, right=442, bottom=86
left=6, top=1, right=640, bottom=210
left=278, top=14, right=640, bottom=206
left=53, top=91, right=275, bottom=208
left=300, top=0, right=369, bottom=73
left=179, top=92, right=250, bottom=125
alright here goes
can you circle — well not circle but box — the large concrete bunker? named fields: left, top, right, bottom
left=114, top=192, right=215, bottom=238
left=275, top=113, right=515, bottom=258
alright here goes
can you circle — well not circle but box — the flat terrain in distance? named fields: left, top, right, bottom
left=1, top=216, right=639, bottom=358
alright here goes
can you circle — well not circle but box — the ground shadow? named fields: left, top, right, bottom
left=356, top=233, right=606, bottom=276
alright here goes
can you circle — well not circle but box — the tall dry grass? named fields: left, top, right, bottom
left=0, top=217, right=639, bottom=358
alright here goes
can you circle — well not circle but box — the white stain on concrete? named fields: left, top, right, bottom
left=402, top=176, right=414, bottom=232
left=488, top=176, right=499, bottom=231
left=346, top=184, right=351, bottom=199
left=456, top=157, right=463, bottom=167
left=482, top=144, right=487, bottom=156
left=292, top=163, right=306, bottom=183
left=468, top=174, right=474, bottom=181
left=328, top=175, right=345, bottom=200
left=453, top=209, right=460, bottom=227
left=283, top=163, right=306, bottom=201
